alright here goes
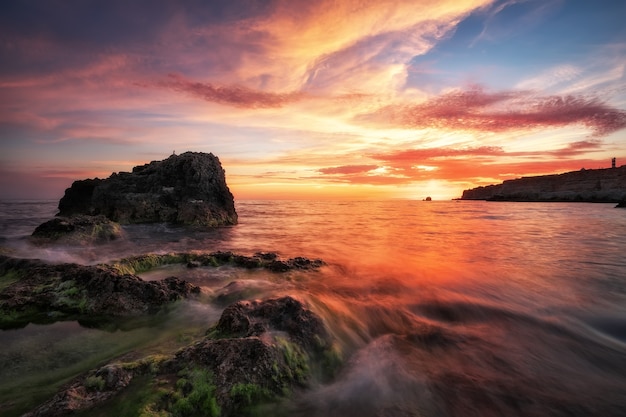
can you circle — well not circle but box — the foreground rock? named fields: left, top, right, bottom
left=461, top=165, right=626, bottom=202
left=0, top=255, right=200, bottom=329
left=112, top=251, right=325, bottom=275
left=25, top=296, right=341, bottom=417
left=0, top=251, right=324, bottom=329
left=30, top=215, right=124, bottom=245
left=56, top=151, right=237, bottom=226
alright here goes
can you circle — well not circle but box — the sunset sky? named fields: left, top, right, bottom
left=1, top=0, right=625, bottom=200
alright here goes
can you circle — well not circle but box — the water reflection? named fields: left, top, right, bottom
left=1, top=200, right=626, bottom=415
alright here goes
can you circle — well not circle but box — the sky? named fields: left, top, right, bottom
left=1, top=0, right=625, bottom=201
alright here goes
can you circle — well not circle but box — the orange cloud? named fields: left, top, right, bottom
left=318, top=165, right=379, bottom=175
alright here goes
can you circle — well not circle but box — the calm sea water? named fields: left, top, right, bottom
left=1, top=199, right=626, bottom=416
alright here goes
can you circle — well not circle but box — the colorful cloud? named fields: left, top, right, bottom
left=0, top=0, right=625, bottom=200
left=363, top=88, right=626, bottom=136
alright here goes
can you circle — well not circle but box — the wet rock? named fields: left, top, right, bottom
left=177, top=296, right=337, bottom=414
left=30, top=214, right=124, bottom=245
left=212, top=296, right=331, bottom=350
left=23, top=364, right=134, bottom=417
left=0, top=255, right=200, bottom=329
left=23, top=296, right=340, bottom=417
left=112, top=251, right=325, bottom=275
left=55, top=151, right=237, bottom=226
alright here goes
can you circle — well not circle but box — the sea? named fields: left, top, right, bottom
left=1, top=199, right=626, bottom=416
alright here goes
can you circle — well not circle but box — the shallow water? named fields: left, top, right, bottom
left=1, top=200, right=626, bottom=416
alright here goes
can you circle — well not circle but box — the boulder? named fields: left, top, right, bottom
left=57, top=152, right=237, bottom=226
left=175, top=296, right=337, bottom=414
left=30, top=214, right=123, bottom=245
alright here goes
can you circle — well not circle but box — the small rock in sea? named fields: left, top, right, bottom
left=30, top=214, right=124, bottom=245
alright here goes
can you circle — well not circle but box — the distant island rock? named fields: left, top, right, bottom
left=460, top=165, right=626, bottom=203
left=44, top=152, right=237, bottom=237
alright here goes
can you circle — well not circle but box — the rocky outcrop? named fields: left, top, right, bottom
left=56, top=151, right=237, bottom=226
left=178, top=296, right=336, bottom=413
left=111, top=251, right=325, bottom=275
left=461, top=165, right=626, bottom=202
left=0, top=255, right=200, bottom=329
left=24, top=296, right=341, bottom=417
left=0, top=251, right=325, bottom=329
left=30, top=214, right=124, bottom=245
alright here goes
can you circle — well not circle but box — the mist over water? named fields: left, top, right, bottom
left=1, top=200, right=626, bottom=416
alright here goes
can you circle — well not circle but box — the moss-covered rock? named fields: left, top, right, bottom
left=112, top=251, right=324, bottom=276
left=24, top=296, right=341, bottom=416
left=30, top=215, right=124, bottom=245
left=0, top=255, right=200, bottom=329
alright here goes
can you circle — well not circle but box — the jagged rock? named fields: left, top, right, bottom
left=24, top=296, right=340, bottom=417
left=30, top=214, right=124, bottom=245
left=212, top=296, right=331, bottom=350
left=461, top=165, right=626, bottom=202
left=176, top=296, right=337, bottom=414
left=56, top=151, right=237, bottom=226
left=0, top=255, right=200, bottom=329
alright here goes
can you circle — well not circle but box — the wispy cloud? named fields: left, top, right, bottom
left=157, top=73, right=304, bottom=108
left=318, top=165, right=379, bottom=175
left=363, top=87, right=626, bottom=136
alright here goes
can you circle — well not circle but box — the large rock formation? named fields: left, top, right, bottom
left=461, top=165, right=626, bottom=202
left=57, top=152, right=237, bottom=226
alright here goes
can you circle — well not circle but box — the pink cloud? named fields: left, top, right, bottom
left=157, top=73, right=304, bottom=108
left=365, top=87, right=626, bottom=136
left=370, top=146, right=505, bottom=165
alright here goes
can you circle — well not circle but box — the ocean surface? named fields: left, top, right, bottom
left=1, top=199, right=626, bottom=416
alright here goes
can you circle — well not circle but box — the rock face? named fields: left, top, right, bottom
left=461, top=165, right=626, bottom=202
left=0, top=255, right=200, bottom=329
left=57, top=152, right=237, bottom=226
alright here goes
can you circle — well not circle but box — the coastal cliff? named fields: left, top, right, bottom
left=461, top=165, right=626, bottom=202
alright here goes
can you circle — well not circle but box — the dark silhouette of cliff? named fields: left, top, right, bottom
left=461, top=165, right=626, bottom=203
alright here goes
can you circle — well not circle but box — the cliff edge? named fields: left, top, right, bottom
left=461, top=165, right=626, bottom=203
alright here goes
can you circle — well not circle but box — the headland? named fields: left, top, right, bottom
left=460, top=165, right=626, bottom=203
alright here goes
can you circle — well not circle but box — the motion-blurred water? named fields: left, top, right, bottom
left=1, top=199, right=626, bottom=416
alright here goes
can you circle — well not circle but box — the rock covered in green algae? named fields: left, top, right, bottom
left=112, top=251, right=325, bottom=275
left=30, top=214, right=124, bottom=245
left=176, top=296, right=338, bottom=414
left=0, top=255, right=200, bottom=329
left=23, top=296, right=341, bottom=417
